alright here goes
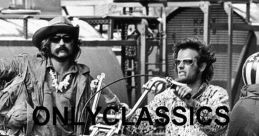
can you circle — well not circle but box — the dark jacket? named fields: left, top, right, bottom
left=228, top=84, right=259, bottom=136
left=240, top=84, right=259, bottom=99
left=0, top=54, right=92, bottom=135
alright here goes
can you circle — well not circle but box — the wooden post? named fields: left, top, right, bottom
left=108, top=19, right=114, bottom=40
left=200, top=2, right=210, bottom=45
left=161, top=4, right=167, bottom=74
left=23, top=17, right=28, bottom=39
left=136, top=19, right=148, bottom=104
left=224, top=2, right=233, bottom=108
left=246, top=1, right=251, bottom=23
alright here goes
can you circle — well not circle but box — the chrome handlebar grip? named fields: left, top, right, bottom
left=91, top=73, right=105, bottom=114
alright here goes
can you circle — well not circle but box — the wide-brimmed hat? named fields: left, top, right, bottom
left=32, top=16, right=79, bottom=49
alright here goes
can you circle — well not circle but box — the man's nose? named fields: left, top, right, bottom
left=58, top=39, right=65, bottom=45
left=177, top=62, right=184, bottom=69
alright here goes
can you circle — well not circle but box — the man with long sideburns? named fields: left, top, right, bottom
left=0, top=16, right=118, bottom=136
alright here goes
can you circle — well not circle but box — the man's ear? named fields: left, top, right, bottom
left=199, top=62, right=207, bottom=72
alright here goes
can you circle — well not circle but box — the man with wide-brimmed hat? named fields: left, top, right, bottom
left=0, top=16, right=119, bottom=136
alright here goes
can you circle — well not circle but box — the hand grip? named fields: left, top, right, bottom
left=167, top=78, right=192, bottom=100
left=184, top=93, right=191, bottom=100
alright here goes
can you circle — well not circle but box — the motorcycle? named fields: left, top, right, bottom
left=88, top=74, right=188, bottom=136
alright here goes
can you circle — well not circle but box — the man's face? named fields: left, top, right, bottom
left=49, top=33, right=74, bottom=61
left=175, top=48, right=200, bottom=84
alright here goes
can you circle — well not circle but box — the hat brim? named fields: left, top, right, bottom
left=32, top=25, right=79, bottom=48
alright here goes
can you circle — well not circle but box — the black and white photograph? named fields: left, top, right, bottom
left=0, top=0, right=259, bottom=136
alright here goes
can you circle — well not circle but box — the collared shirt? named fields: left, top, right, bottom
left=40, top=58, right=79, bottom=136
left=126, top=83, right=229, bottom=136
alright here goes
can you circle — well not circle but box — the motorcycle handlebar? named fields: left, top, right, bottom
left=96, top=77, right=190, bottom=120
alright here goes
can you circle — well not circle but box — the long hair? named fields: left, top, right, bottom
left=173, top=37, right=216, bottom=83
left=39, top=37, right=81, bottom=61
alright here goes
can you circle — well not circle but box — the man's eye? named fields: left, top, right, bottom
left=50, top=36, right=61, bottom=42
left=63, top=36, right=73, bottom=42
left=175, top=60, right=181, bottom=65
left=183, top=60, right=193, bottom=65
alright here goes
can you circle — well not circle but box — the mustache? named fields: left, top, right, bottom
left=55, top=46, right=69, bottom=53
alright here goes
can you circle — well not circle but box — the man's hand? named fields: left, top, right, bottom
left=90, top=79, right=99, bottom=91
left=174, top=85, right=192, bottom=99
left=174, top=86, right=195, bottom=107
